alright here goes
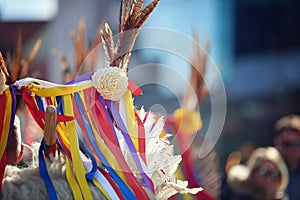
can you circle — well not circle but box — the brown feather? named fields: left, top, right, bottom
left=182, top=34, right=210, bottom=110
left=20, top=38, right=42, bottom=77
left=136, top=0, right=159, bottom=28
left=100, top=29, right=113, bottom=66
left=72, top=17, right=87, bottom=73
left=122, top=0, right=131, bottom=30
left=101, top=0, right=160, bottom=71
left=133, top=0, right=143, bottom=21
left=0, top=52, right=10, bottom=78
left=119, top=0, right=124, bottom=33
left=84, top=32, right=102, bottom=73
left=105, top=23, right=116, bottom=60
left=12, top=31, right=22, bottom=83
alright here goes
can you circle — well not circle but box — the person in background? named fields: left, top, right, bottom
left=274, top=115, right=300, bottom=200
left=226, top=147, right=289, bottom=200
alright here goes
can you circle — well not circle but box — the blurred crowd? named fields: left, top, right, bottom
left=207, top=115, right=300, bottom=200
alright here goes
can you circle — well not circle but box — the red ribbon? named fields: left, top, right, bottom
left=22, top=90, right=74, bottom=129
left=0, top=153, right=6, bottom=193
left=71, top=94, right=100, bottom=162
left=0, top=93, right=7, bottom=194
left=128, top=79, right=142, bottom=96
left=135, top=112, right=146, bottom=163
left=98, top=166, right=125, bottom=200
left=166, top=116, right=214, bottom=200
left=93, top=98, right=149, bottom=199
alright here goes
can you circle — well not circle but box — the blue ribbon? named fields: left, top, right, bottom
left=35, top=95, right=44, bottom=111
left=74, top=92, right=135, bottom=199
left=39, top=139, right=58, bottom=200
left=6, top=85, right=17, bottom=148
left=105, top=98, right=153, bottom=192
left=78, top=139, right=97, bottom=182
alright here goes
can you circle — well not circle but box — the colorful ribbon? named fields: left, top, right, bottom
left=166, top=109, right=213, bottom=200
left=0, top=85, right=17, bottom=194
left=39, top=139, right=58, bottom=200
left=10, top=74, right=156, bottom=199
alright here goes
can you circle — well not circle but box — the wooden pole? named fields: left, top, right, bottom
left=44, top=105, right=57, bottom=146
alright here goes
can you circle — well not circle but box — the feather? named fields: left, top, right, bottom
left=20, top=38, right=42, bottom=77
left=149, top=116, right=165, bottom=138
left=101, top=0, right=160, bottom=71
left=11, top=31, right=22, bottom=83
left=182, top=34, right=209, bottom=110
left=0, top=52, right=9, bottom=78
left=136, top=0, right=160, bottom=28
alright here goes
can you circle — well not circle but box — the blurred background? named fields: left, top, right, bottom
left=1, top=0, right=300, bottom=169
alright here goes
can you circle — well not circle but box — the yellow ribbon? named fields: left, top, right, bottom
left=65, top=154, right=83, bottom=200
left=78, top=91, right=127, bottom=183
left=63, top=95, right=93, bottom=199
left=56, top=123, right=70, bottom=147
left=0, top=89, right=12, bottom=159
left=27, top=82, right=93, bottom=97
left=123, top=90, right=139, bottom=151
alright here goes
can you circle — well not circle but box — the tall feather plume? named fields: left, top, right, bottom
left=100, top=23, right=115, bottom=67
left=100, top=0, right=160, bottom=72
left=0, top=52, right=10, bottom=78
left=181, top=33, right=221, bottom=199
left=4, top=31, right=42, bottom=84
left=52, top=50, right=73, bottom=83
left=84, top=30, right=102, bottom=73
left=56, top=17, right=102, bottom=82
left=20, top=39, right=42, bottom=77
left=182, top=33, right=210, bottom=111
left=71, top=17, right=87, bottom=74
left=11, top=31, right=22, bottom=83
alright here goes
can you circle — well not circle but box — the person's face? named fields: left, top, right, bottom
left=277, top=129, right=300, bottom=169
left=250, top=160, right=282, bottom=197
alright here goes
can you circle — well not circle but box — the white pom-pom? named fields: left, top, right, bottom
left=92, top=67, right=128, bottom=101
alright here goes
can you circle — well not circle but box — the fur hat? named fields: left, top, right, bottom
left=275, top=115, right=300, bottom=134
left=227, top=147, right=288, bottom=200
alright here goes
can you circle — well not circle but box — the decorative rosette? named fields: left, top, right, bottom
left=92, top=67, right=128, bottom=101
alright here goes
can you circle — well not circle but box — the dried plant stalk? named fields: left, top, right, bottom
left=71, top=17, right=87, bottom=73
left=11, top=31, right=23, bottom=83
left=5, top=53, right=12, bottom=72
left=182, top=35, right=210, bottom=110
left=105, top=23, right=115, bottom=57
left=57, top=17, right=103, bottom=82
left=135, top=0, right=159, bottom=29
left=100, top=23, right=116, bottom=66
left=119, top=0, right=124, bottom=33
left=3, top=31, right=41, bottom=84
left=83, top=32, right=102, bottom=73
left=122, top=0, right=131, bottom=30
left=133, top=0, right=143, bottom=21
left=0, top=52, right=10, bottom=78
left=0, top=33, right=41, bottom=139
left=20, top=38, right=42, bottom=77
left=101, top=0, right=160, bottom=72
left=52, top=49, right=73, bottom=83
left=90, top=28, right=102, bottom=51
left=26, top=39, right=42, bottom=69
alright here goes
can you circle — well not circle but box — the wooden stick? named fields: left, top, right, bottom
left=44, top=105, right=57, bottom=146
